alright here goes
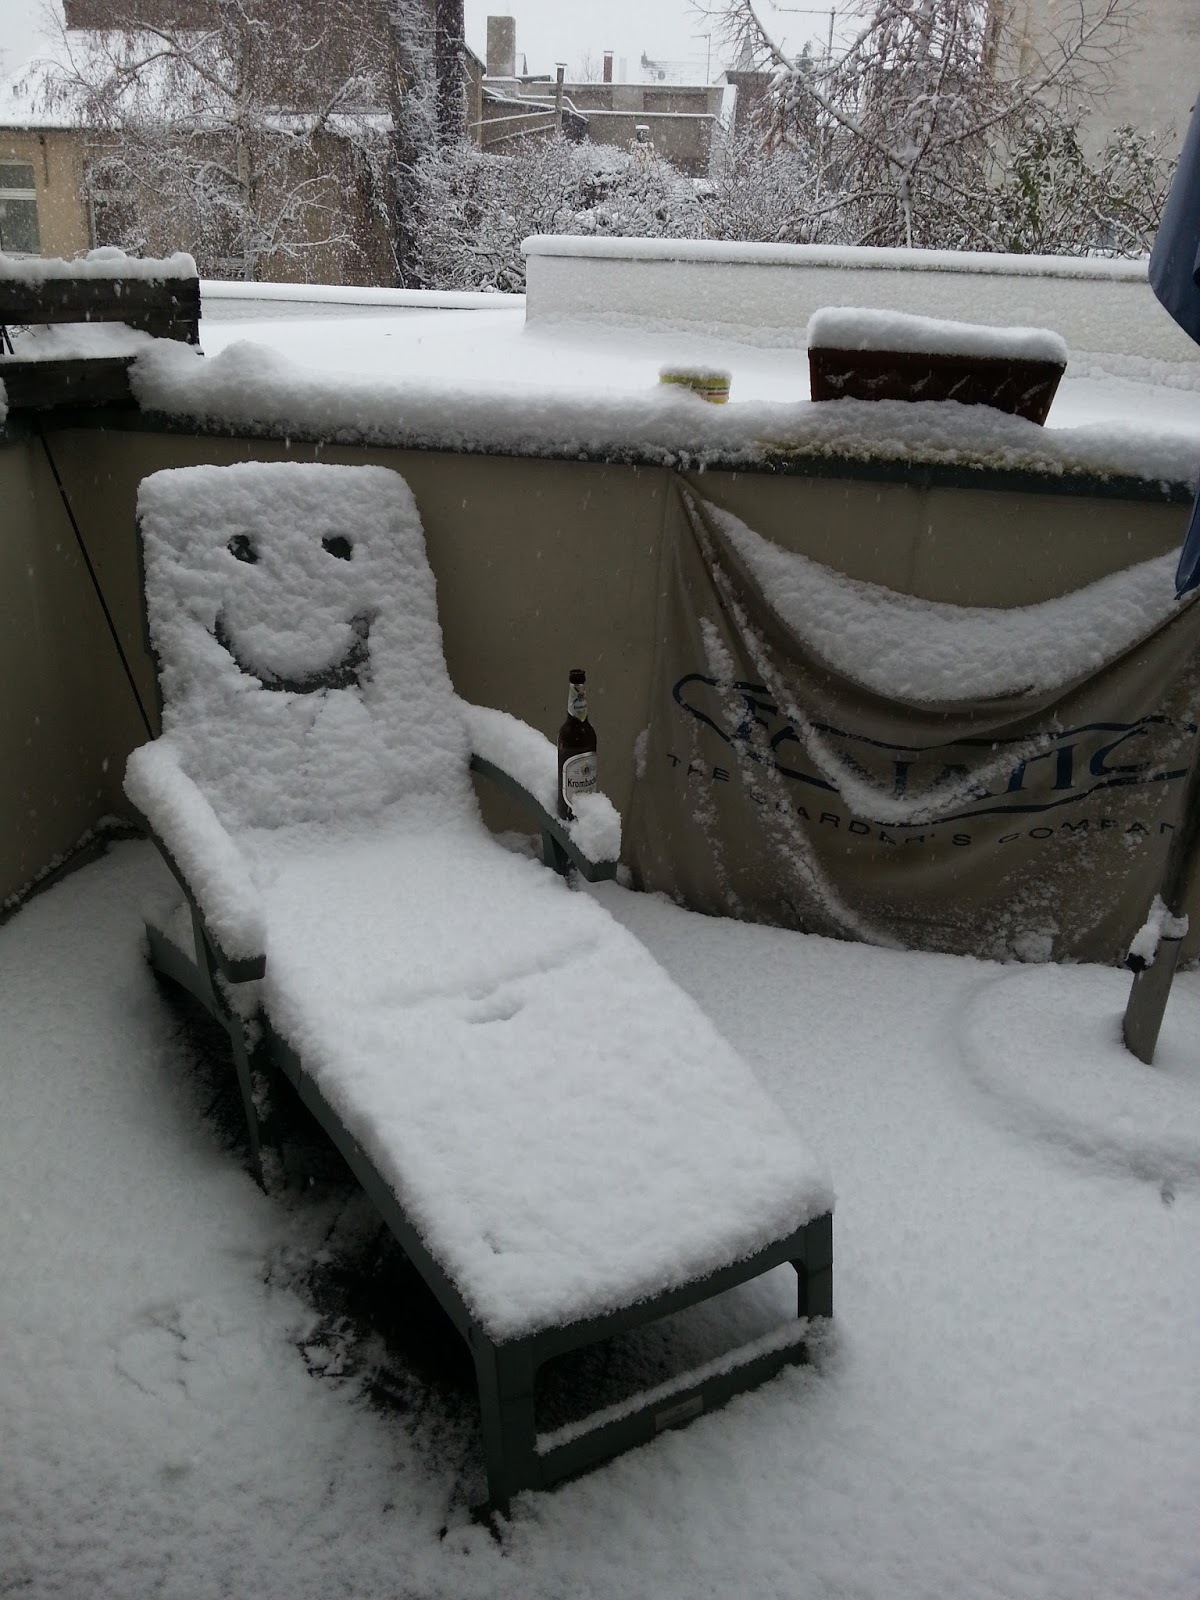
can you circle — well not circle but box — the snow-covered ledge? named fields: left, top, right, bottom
left=522, top=238, right=1199, bottom=364
left=0, top=246, right=198, bottom=283
left=127, top=339, right=1200, bottom=493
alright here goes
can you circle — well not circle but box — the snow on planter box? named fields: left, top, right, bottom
left=0, top=247, right=200, bottom=411
left=807, top=307, right=1068, bottom=425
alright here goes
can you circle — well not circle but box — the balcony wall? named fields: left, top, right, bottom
left=1, top=415, right=1187, bottom=907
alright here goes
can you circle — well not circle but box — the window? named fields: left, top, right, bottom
left=0, top=161, right=41, bottom=254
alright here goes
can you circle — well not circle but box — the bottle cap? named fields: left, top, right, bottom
left=569, top=668, right=586, bottom=684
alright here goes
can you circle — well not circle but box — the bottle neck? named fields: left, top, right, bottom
left=567, top=682, right=588, bottom=721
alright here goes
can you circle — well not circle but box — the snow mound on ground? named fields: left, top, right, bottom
left=709, top=501, right=1185, bottom=702
left=957, top=962, right=1200, bottom=1184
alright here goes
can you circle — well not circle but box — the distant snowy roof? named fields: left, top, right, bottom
left=0, top=34, right=393, bottom=133
left=0, top=56, right=77, bottom=129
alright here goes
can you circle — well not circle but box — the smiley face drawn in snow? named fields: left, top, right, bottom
left=140, top=461, right=464, bottom=830
left=212, top=527, right=376, bottom=694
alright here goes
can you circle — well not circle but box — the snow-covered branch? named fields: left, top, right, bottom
left=38, top=0, right=436, bottom=283
left=699, top=0, right=1160, bottom=253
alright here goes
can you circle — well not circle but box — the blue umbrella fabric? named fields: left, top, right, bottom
left=1150, top=94, right=1200, bottom=596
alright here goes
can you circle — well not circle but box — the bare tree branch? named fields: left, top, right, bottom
left=696, top=0, right=1157, bottom=252
left=38, top=0, right=437, bottom=282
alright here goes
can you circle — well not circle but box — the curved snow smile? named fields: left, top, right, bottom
left=214, top=610, right=371, bottom=693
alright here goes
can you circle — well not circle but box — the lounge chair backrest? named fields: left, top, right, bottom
left=137, top=462, right=473, bottom=830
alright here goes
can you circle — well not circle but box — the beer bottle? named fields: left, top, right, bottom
left=557, top=667, right=598, bottom=820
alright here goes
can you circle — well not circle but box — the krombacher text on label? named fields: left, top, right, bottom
left=557, top=667, right=598, bottom=820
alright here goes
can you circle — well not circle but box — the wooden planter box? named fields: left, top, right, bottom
left=0, top=356, right=142, bottom=411
left=0, top=272, right=200, bottom=343
left=806, top=308, right=1068, bottom=427
left=808, top=343, right=1065, bottom=426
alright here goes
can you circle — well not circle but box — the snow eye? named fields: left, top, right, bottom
left=228, top=534, right=258, bottom=564
left=322, top=535, right=352, bottom=561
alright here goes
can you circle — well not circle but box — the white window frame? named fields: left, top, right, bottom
left=0, top=160, right=41, bottom=255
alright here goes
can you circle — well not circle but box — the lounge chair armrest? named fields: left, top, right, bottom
left=462, top=702, right=621, bottom=882
left=124, top=739, right=266, bottom=980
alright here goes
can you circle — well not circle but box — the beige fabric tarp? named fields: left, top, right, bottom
left=628, top=483, right=1200, bottom=962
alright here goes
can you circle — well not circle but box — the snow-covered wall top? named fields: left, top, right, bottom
left=201, top=280, right=523, bottom=312
left=523, top=236, right=1150, bottom=282
left=127, top=339, right=1198, bottom=492
left=806, top=308, right=1069, bottom=366
left=522, top=238, right=1196, bottom=365
left=0, top=247, right=198, bottom=282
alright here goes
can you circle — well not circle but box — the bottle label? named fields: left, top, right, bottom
left=562, top=751, right=598, bottom=808
left=568, top=685, right=588, bottom=720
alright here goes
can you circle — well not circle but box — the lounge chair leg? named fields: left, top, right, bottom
left=472, top=1334, right=538, bottom=1517
left=188, top=907, right=265, bottom=1188
left=541, top=828, right=571, bottom=877
left=229, top=1022, right=265, bottom=1189
left=794, top=1211, right=834, bottom=1320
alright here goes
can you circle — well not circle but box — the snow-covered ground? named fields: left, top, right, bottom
left=2, top=838, right=1198, bottom=1599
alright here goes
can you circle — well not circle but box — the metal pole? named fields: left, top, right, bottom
left=554, top=64, right=565, bottom=134
left=1122, top=731, right=1200, bottom=1062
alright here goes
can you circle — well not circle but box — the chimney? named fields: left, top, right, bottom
left=603, top=51, right=613, bottom=83
left=486, top=15, right=516, bottom=79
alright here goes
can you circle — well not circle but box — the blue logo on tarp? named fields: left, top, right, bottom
left=672, top=673, right=1193, bottom=826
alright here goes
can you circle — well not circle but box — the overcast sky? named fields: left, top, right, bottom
left=0, top=0, right=59, bottom=78
left=461, top=0, right=729, bottom=82
left=0, top=1, right=724, bottom=81
left=0, top=0, right=820, bottom=85
left=0, top=0, right=834, bottom=87
left=464, top=0, right=839, bottom=81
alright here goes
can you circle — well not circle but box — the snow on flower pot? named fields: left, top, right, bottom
left=806, top=307, right=1068, bottom=425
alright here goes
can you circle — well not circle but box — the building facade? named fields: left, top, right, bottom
left=0, top=125, right=90, bottom=258
left=477, top=16, right=723, bottom=177
left=1005, top=0, right=1198, bottom=146
left=1, top=2, right=423, bottom=281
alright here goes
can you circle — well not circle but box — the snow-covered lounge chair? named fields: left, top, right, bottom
left=125, top=461, right=833, bottom=1512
